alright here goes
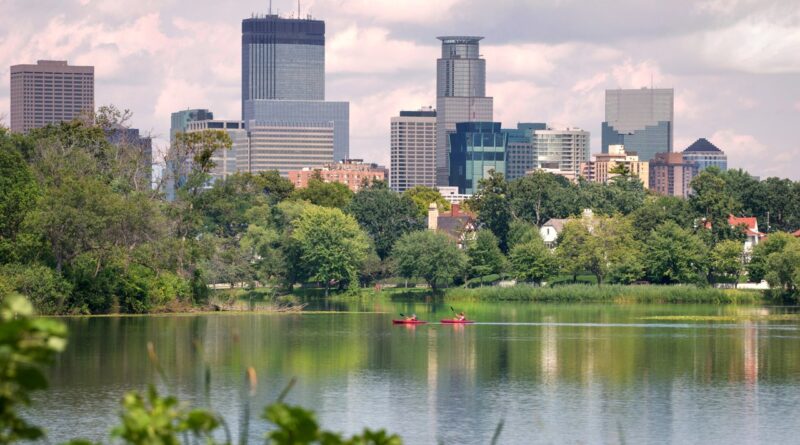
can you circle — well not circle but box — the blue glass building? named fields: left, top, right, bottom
left=602, top=88, right=673, bottom=161
left=170, top=109, right=213, bottom=142
left=448, top=122, right=507, bottom=194
left=682, top=138, right=727, bottom=172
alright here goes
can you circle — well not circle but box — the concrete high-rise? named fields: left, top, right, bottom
left=580, top=144, right=649, bottom=188
left=237, top=121, right=334, bottom=177
left=242, top=14, right=349, bottom=161
left=532, top=128, right=591, bottom=181
left=436, top=36, right=493, bottom=185
left=390, top=107, right=437, bottom=192
left=602, top=88, right=673, bottom=161
left=10, top=60, right=94, bottom=133
left=504, top=123, right=547, bottom=181
left=170, top=109, right=214, bottom=142
left=185, top=120, right=247, bottom=182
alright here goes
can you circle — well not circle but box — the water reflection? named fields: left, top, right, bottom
left=32, top=303, right=800, bottom=443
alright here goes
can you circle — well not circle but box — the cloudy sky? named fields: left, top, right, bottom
left=1, top=0, right=799, bottom=179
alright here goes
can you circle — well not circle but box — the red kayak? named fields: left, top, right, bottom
left=440, top=319, right=475, bottom=324
left=392, top=319, right=428, bottom=325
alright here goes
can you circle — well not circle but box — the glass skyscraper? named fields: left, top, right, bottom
left=436, top=36, right=493, bottom=185
left=448, top=122, right=506, bottom=194
left=170, top=109, right=214, bottom=142
left=682, top=138, right=727, bottom=172
left=602, top=88, right=673, bottom=161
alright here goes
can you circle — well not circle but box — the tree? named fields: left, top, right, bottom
left=347, top=186, right=423, bottom=259
left=629, top=195, right=694, bottom=242
left=466, top=230, right=506, bottom=285
left=710, top=239, right=745, bottom=286
left=764, top=240, right=800, bottom=301
left=690, top=168, right=739, bottom=242
left=392, top=230, right=467, bottom=292
left=290, top=206, right=370, bottom=295
left=194, top=173, right=270, bottom=238
left=509, top=234, right=557, bottom=285
left=255, top=170, right=295, bottom=205
left=555, top=220, right=591, bottom=283
left=169, top=130, right=232, bottom=199
left=644, top=221, right=709, bottom=284
left=468, top=170, right=512, bottom=251
left=403, top=186, right=450, bottom=217
left=508, top=171, right=578, bottom=226
left=748, top=232, right=797, bottom=283
left=506, top=219, right=540, bottom=251
left=291, top=177, right=354, bottom=209
left=0, top=135, right=39, bottom=263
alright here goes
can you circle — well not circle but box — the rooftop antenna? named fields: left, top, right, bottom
left=298, top=0, right=301, bottom=18
left=269, top=0, right=272, bottom=15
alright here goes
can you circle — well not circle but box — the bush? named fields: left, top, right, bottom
left=0, top=263, right=72, bottom=315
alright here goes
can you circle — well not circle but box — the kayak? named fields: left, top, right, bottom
left=440, top=319, right=475, bottom=324
left=392, top=319, right=428, bottom=325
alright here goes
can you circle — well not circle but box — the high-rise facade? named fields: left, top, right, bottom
left=436, top=36, right=493, bottom=185
left=237, top=121, right=334, bottom=177
left=602, top=88, right=673, bottom=161
left=580, top=144, right=649, bottom=188
left=241, top=15, right=325, bottom=108
left=241, top=14, right=349, bottom=161
left=390, top=107, right=437, bottom=192
left=649, top=152, right=698, bottom=198
left=503, top=123, right=547, bottom=181
left=170, top=109, right=214, bottom=142
left=288, top=159, right=386, bottom=192
left=448, top=122, right=506, bottom=194
left=531, top=128, right=591, bottom=181
left=185, top=120, right=247, bottom=182
left=682, top=138, right=727, bottom=172
left=9, top=60, right=94, bottom=133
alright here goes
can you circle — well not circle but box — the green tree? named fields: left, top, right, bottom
left=392, top=230, right=467, bottom=292
left=644, top=221, right=709, bottom=284
left=508, top=171, right=578, bottom=226
left=629, top=195, right=695, bottom=242
left=710, top=239, right=745, bottom=286
left=291, top=206, right=370, bottom=295
left=466, top=230, right=506, bottom=285
left=764, top=240, right=800, bottom=301
left=468, top=170, right=512, bottom=251
left=509, top=234, right=557, bottom=285
left=403, top=186, right=450, bottom=218
left=292, top=176, right=354, bottom=209
left=170, top=130, right=232, bottom=199
left=347, top=186, right=422, bottom=259
left=256, top=170, right=295, bottom=205
left=0, top=135, right=39, bottom=263
left=689, top=168, right=739, bottom=242
left=555, top=220, right=591, bottom=283
left=748, top=232, right=797, bottom=283
left=506, top=220, right=540, bottom=251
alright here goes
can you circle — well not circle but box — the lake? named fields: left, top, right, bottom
left=33, top=299, right=800, bottom=444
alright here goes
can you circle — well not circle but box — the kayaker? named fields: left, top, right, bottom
left=455, top=312, right=466, bottom=321
left=405, top=314, right=418, bottom=322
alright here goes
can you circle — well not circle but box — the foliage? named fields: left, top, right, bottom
left=748, top=232, right=797, bottom=282
left=506, top=220, right=540, bottom=251
left=0, top=294, right=67, bottom=443
left=466, top=230, right=506, bottom=283
left=291, top=206, right=370, bottom=294
left=629, top=195, right=694, bottom=242
left=403, top=186, right=450, bottom=217
left=265, top=402, right=402, bottom=445
left=764, top=241, right=800, bottom=301
left=509, top=235, right=557, bottom=285
left=0, top=135, right=39, bottom=263
left=689, top=168, right=739, bottom=242
left=468, top=170, right=512, bottom=251
left=292, top=177, right=354, bottom=209
left=710, top=240, right=745, bottom=285
left=644, top=222, right=709, bottom=285
left=391, top=230, right=467, bottom=292
left=508, top=171, right=577, bottom=226
left=347, top=186, right=423, bottom=259
left=0, top=264, right=71, bottom=315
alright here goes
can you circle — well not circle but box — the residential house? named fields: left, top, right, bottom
left=728, top=215, right=765, bottom=256
left=792, top=229, right=800, bottom=238
left=428, top=203, right=476, bottom=249
left=540, top=219, right=567, bottom=249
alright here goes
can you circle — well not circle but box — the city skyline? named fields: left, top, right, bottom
left=0, top=0, right=798, bottom=179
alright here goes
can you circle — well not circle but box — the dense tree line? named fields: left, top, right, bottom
left=1, top=114, right=799, bottom=314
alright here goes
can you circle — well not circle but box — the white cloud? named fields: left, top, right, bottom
left=328, top=25, right=436, bottom=74
left=312, top=0, right=461, bottom=24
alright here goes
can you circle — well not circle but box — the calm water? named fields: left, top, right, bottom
left=32, top=300, right=800, bottom=444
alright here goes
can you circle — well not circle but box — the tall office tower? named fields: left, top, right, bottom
left=242, top=14, right=324, bottom=108
left=170, top=109, right=214, bottom=142
left=682, top=138, right=727, bottom=172
left=602, top=88, right=673, bottom=162
left=242, top=14, right=349, bottom=161
left=448, top=122, right=506, bottom=194
left=390, top=107, right=437, bottom=192
left=531, top=128, right=591, bottom=181
left=504, top=123, right=547, bottom=181
left=649, top=152, right=698, bottom=198
left=9, top=60, right=94, bottom=133
left=185, top=120, right=247, bottom=182
left=435, top=36, right=493, bottom=185
left=237, top=121, right=334, bottom=176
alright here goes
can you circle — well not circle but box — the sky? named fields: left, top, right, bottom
left=1, top=0, right=799, bottom=179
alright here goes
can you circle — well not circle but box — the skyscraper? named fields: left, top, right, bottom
left=682, top=138, right=727, bottom=172
left=10, top=60, right=94, bottom=133
left=237, top=121, right=334, bottom=176
left=241, top=14, right=325, bottom=110
left=185, top=119, right=247, bottom=182
left=448, top=122, right=506, bottom=194
left=390, top=107, right=437, bottom=192
left=602, top=88, right=673, bottom=161
left=503, top=123, right=547, bottom=181
left=436, top=36, right=493, bottom=185
left=170, top=109, right=214, bottom=142
left=532, top=128, right=591, bottom=181
left=242, top=13, right=349, bottom=161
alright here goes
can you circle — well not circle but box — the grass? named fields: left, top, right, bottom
left=640, top=314, right=800, bottom=322
left=444, top=284, right=764, bottom=304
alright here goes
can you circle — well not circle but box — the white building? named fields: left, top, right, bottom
left=238, top=121, right=334, bottom=177
left=531, top=128, right=590, bottom=181
left=437, top=186, right=472, bottom=204
left=390, top=108, right=437, bottom=192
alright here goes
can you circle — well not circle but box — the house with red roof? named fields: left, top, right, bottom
left=728, top=215, right=765, bottom=254
left=792, top=229, right=800, bottom=238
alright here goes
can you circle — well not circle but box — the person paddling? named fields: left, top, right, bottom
left=405, top=313, right=418, bottom=322
left=454, top=311, right=466, bottom=321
